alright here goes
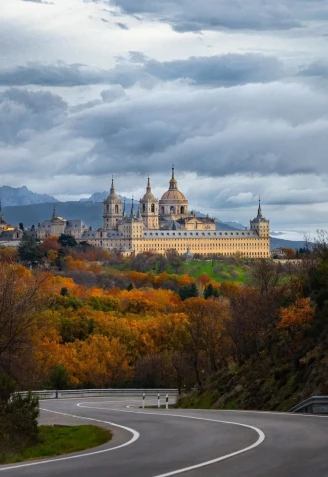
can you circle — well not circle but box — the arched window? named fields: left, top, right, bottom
left=143, top=204, right=146, bottom=213
left=161, top=206, right=165, bottom=215
left=170, top=206, right=174, bottom=214
left=180, top=206, right=185, bottom=214
left=100, top=232, right=103, bottom=238
left=115, top=205, right=118, bottom=214
left=151, top=203, right=155, bottom=213
left=107, top=205, right=109, bottom=213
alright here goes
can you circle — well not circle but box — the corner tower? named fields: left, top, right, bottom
left=250, top=198, right=270, bottom=238
left=103, top=177, right=122, bottom=230
left=140, top=177, right=159, bottom=230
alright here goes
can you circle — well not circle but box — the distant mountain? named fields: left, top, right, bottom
left=0, top=185, right=58, bottom=207
left=270, top=237, right=311, bottom=251
left=223, top=221, right=246, bottom=230
left=80, top=191, right=108, bottom=202
left=3, top=202, right=103, bottom=228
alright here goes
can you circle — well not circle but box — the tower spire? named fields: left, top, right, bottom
left=123, top=199, right=126, bottom=217
left=257, top=196, right=262, bottom=218
left=137, top=205, right=142, bottom=220
left=130, top=197, right=134, bottom=218
left=169, top=165, right=177, bottom=190
left=51, top=204, right=57, bottom=220
left=110, top=176, right=115, bottom=194
left=146, top=176, right=151, bottom=193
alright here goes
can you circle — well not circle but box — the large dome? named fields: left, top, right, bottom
left=161, top=189, right=186, bottom=201
left=160, top=167, right=187, bottom=202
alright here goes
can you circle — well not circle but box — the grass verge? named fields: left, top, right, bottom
left=0, top=425, right=112, bottom=465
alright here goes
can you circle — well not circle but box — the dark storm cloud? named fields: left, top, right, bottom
left=0, top=88, right=67, bottom=144
left=106, top=0, right=328, bottom=33
left=59, top=82, right=328, bottom=179
left=0, top=53, right=285, bottom=88
left=1, top=80, right=328, bottom=212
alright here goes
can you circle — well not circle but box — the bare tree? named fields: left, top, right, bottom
left=0, top=264, right=49, bottom=383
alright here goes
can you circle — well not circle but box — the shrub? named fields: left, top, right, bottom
left=0, top=374, right=39, bottom=456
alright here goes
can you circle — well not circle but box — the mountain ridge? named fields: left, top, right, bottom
left=0, top=185, right=58, bottom=207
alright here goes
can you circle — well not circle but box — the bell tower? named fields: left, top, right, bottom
left=103, top=177, right=122, bottom=230
left=140, top=177, right=159, bottom=230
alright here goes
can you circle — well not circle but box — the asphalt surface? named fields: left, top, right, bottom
left=1, top=397, right=328, bottom=477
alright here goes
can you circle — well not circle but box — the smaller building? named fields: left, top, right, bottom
left=0, top=202, right=23, bottom=242
left=36, top=206, right=88, bottom=239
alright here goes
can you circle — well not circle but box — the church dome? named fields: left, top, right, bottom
left=160, top=189, right=186, bottom=201
left=160, top=167, right=187, bottom=202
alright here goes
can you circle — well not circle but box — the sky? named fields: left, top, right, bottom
left=2, top=0, right=328, bottom=239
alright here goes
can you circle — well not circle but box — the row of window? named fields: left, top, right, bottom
left=144, top=231, right=257, bottom=237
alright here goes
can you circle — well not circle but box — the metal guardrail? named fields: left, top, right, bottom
left=16, top=388, right=179, bottom=400
left=289, top=396, right=328, bottom=414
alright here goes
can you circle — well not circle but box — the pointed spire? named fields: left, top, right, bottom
left=130, top=197, right=134, bottom=218
left=110, top=175, right=115, bottom=195
left=169, top=165, right=177, bottom=190
left=137, top=205, right=142, bottom=220
left=51, top=204, right=57, bottom=220
left=257, top=195, right=262, bottom=218
left=123, top=199, right=126, bottom=217
left=146, top=176, right=151, bottom=193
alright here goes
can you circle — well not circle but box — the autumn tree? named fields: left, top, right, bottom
left=181, top=297, right=230, bottom=389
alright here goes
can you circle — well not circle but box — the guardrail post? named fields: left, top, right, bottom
left=55, top=390, right=58, bottom=399
left=158, top=393, right=160, bottom=408
left=142, top=393, right=145, bottom=409
left=166, top=394, right=169, bottom=410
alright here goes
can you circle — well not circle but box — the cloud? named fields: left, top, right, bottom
left=116, top=22, right=129, bottom=30
left=22, top=0, right=54, bottom=4
left=0, top=53, right=285, bottom=88
left=2, top=80, right=327, bottom=181
left=298, top=60, right=328, bottom=78
left=144, top=53, right=285, bottom=86
left=0, top=88, right=67, bottom=145
left=107, top=0, right=328, bottom=33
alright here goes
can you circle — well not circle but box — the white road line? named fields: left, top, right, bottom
left=0, top=408, right=140, bottom=472
left=77, top=402, right=265, bottom=476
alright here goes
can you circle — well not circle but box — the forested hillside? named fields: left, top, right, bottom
left=0, top=236, right=326, bottom=412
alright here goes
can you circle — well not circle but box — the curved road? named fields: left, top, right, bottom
left=1, top=397, right=328, bottom=476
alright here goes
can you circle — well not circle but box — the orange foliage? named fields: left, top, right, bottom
left=279, top=297, right=315, bottom=329
left=0, top=246, right=18, bottom=263
left=40, top=236, right=60, bottom=254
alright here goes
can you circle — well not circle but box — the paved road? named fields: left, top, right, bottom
left=1, top=397, right=328, bottom=476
